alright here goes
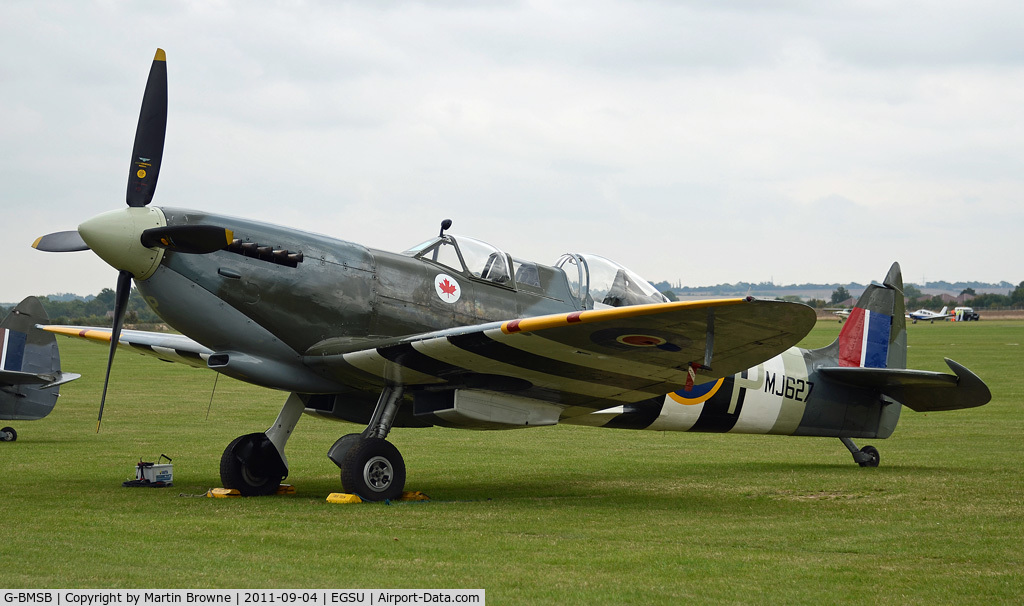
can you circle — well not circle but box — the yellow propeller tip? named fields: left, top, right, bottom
left=31, top=236, right=42, bottom=249
left=154, top=48, right=166, bottom=62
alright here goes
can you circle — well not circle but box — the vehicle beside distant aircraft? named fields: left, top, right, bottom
left=0, top=297, right=80, bottom=441
left=954, top=306, right=980, bottom=321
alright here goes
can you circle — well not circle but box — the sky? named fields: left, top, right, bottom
left=2, top=0, right=1023, bottom=303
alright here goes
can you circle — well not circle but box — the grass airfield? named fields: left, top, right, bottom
left=0, top=319, right=1021, bottom=602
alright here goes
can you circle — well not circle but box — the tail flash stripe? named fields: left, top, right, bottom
left=863, top=312, right=891, bottom=368
left=0, top=328, right=27, bottom=372
left=838, top=308, right=866, bottom=367
left=838, top=308, right=891, bottom=368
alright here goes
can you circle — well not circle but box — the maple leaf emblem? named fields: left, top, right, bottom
left=438, top=278, right=458, bottom=298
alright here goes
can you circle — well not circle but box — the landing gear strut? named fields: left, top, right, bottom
left=221, top=393, right=305, bottom=495
left=840, top=437, right=880, bottom=467
left=328, top=385, right=406, bottom=501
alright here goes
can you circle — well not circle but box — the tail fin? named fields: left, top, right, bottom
left=815, top=263, right=990, bottom=419
left=0, top=297, right=80, bottom=421
left=818, top=262, right=907, bottom=370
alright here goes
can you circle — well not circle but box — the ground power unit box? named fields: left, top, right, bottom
left=126, top=454, right=173, bottom=487
left=137, top=462, right=173, bottom=483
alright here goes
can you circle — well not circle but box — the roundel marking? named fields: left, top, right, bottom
left=617, top=334, right=666, bottom=347
left=435, top=273, right=461, bottom=303
left=137, top=169, right=147, bottom=179
left=668, top=377, right=724, bottom=405
left=590, top=327, right=688, bottom=352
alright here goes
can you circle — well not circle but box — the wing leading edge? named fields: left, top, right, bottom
left=39, top=325, right=212, bottom=369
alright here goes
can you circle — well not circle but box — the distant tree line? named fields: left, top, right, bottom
left=825, top=281, right=1024, bottom=310
left=958, top=282, right=1024, bottom=309
left=0, top=289, right=164, bottom=327
left=652, top=279, right=1024, bottom=311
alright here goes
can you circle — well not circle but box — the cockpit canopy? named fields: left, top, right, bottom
left=555, top=253, right=668, bottom=308
left=404, top=235, right=667, bottom=309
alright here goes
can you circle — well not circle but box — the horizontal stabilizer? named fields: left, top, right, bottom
left=818, top=358, right=991, bottom=412
left=39, top=371, right=82, bottom=389
left=0, top=369, right=82, bottom=389
left=1, top=369, right=55, bottom=387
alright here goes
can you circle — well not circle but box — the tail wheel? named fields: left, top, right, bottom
left=220, top=433, right=286, bottom=496
left=340, top=438, right=406, bottom=501
left=1, top=426, right=16, bottom=442
left=858, top=445, right=880, bottom=467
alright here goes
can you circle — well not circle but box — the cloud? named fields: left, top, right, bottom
left=2, top=1, right=1023, bottom=302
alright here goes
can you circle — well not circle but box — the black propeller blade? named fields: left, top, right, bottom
left=32, top=231, right=90, bottom=252
left=97, top=270, right=132, bottom=432
left=140, top=225, right=234, bottom=254
left=97, top=49, right=167, bottom=430
left=126, top=49, right=167, bottom=208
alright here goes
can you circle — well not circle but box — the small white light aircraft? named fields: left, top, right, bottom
left=831, top=309, right=852, bottom=323
left=907, top=306, right=953, bottom=323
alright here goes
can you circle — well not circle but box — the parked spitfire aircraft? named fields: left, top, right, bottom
left=32, top=50, right=991, bottom=499
left=908, top=306, right=953, bottom=323
left=0, top=297, right=80, bottom=441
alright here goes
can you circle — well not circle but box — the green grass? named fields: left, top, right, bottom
left=1, top=320, right=1022, bottom=603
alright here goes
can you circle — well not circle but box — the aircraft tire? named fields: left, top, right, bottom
left=858, top=445, right=880, bottom=468
left=220, top=433, right=285, bottom=496
left=1, top=427, right=16, bottom=442
left=340, top=438, right=405, bottom=501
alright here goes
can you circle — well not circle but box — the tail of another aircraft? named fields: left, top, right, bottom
left=815, top=262, right=907, bottom=370
left=0, top=297, right=80, bottom=429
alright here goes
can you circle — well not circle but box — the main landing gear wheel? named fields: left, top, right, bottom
left=340, top=438, right=406, bottom=501
left=1, top=426, right=16, bottom=442
left=220, top=433, right=287, bottom=496
left=858, top=445, right=880, bottom=468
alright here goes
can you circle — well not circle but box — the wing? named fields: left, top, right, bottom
left=306, top=297, right=816, bottom=410
left=39, top=325, right=212, bottom=369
